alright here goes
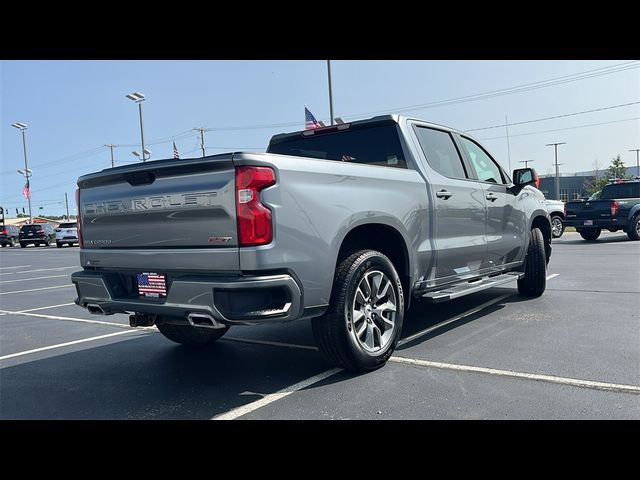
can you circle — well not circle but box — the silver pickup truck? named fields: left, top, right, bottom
left=71, top=115, right=552, bottom=371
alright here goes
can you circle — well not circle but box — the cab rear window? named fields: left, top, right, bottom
left=268, top=123, right=407, bottom=169
left=21, top=225, right=43, bottom=232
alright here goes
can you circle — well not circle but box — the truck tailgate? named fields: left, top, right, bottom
left=566, top=199, right=611, bottom=221
left=78, top=156, right=237, bottom=249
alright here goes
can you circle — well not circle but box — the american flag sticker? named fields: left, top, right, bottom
left=137, top=272, right=167, bottom=297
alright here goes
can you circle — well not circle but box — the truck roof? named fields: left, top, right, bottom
left=269, top=114, right=466, bottom=145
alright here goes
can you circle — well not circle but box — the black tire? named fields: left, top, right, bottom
left=1, top=243, right=5, bottom=248
left=56, top=241, right=62, bottom=248
left=20, top=242, right=26, bottom=248
left=312, top=250, right=404, bottom=372
left=627, top=215, right=640, bottom=241
left=156, top=322, right=229, bottom=345
left=580, top=228, right=601, bottom=241
left=550, top=215, right=565, bottom=238
left=517, top=228, right=546, bottom=297
left=9, top=237, right=15, bottom=247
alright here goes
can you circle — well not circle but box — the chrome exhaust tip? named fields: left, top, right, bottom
left=186, top=312, right=225, bottom=329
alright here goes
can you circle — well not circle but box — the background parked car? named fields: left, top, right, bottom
left=544, top=199, right=566, bottom=238
left=0, top=225, right=20, bottom=247
left=55, top=222, right=78, bottom=247
left=19, top=224, right=56, bottom=247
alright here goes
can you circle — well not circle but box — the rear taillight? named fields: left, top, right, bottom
left=235, top=166, right=276, bottom=247
left=38, top=230, right=45, bottom=236
left=1, top=229, right=7, bottom=235
left=611, top=200, right=619, bottom=216
left=76, top=188, right=84, bottom=248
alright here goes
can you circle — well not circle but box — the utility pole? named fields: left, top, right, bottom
left=64, top=192, right=70, bottom=220
left=505, top=115, right=512, bottom=173
left=104, top=144, right=117, bottom=167
left=546, top=142, right=566, bottom=200
left=193, top=128, right=210, bottom=157
left=519, top=159, right=534, bottom=168
left=630, top=149, right=640, bottom=176
left=327, top=60, right=334, bottom=125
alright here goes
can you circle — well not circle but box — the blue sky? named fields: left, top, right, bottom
left=1, top=60, right=639, bottom=217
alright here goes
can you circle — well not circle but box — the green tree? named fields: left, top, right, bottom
left=583, top=154, right=629, bottom=195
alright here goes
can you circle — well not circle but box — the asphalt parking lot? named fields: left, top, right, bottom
left=1, top=232, right=638, bottom=419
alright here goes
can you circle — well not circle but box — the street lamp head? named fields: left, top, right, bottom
left=11, top=122, right=27, bottom=130
left=143, top=148, right=151, bottom=156
left=132, top=151, right=141, bottom=157
left=126, top=92, right=145, bottom=102
left=17, top=169, right=24, bottom=175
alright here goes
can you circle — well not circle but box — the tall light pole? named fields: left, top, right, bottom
left=105, top=144, right=118, bottom=168
left=519, top=159, right=534, bottom=168
left=12, top=122, right=33, bottom=223
left=630, top=149, right=640, bottom=177
left=326, top=60, right=334, bottom=125
left=546, top=142, right=566, bottom=200
left=126, top=92, right=147, bottom=161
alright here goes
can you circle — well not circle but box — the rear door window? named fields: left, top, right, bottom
left=413, top=126, right=468, bottom=179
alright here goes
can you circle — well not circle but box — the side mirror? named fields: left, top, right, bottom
left=512, top=168, right=540, bottom=188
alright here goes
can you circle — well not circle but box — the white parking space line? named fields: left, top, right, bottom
left=0, top=274, right=69, bottom=284
left=389, top=356, right=640, bottom=395
left=0, top=266, right=77, bottom=276
left=398, top=294, right=511, bottom=347
left=0, top=265, right=32, bottom=270
left=0, top=330, right=140, bottom=362
left=0, top=308, right=156, bottom=331
left=0, top=285, right=74, bottom=295
left=546, top=273, right=560, bottom=280
left=18, top=303, right=77, bottom=313
left=224, top=337, right=319, bottom=351
left=213, top=368, right=342, bottom=420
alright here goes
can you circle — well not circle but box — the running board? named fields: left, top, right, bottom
left=421, top=272, right=522, bottom=303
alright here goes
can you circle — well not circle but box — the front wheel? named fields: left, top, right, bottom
left=517, top=227, right=546, bottom=297
left=313, top=250, right=404, bottom=372
left=551, top=215, right=565, bottom=238
left=56, top=241, right=62, bottom=248
left=580, top=228, right=601, bottom=241
left=20, top=242, right=26, bottom=248
left=156, top=321, right=229, bottom=345
left=627, top=215, right=640, bottom=241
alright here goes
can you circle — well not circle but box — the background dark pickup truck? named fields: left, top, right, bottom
left=565, top=180, right=640, bottom=241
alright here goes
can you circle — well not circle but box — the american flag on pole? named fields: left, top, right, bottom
left=22, top=179, right=31, bottom=199
left=305, top=106, right=322, bottom=130
left=137, top=272, right=167, bottom=297
left=173, top=141, right=180, bottom=159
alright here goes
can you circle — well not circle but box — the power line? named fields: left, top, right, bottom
left=477, top=116, right=640, bottom=141
left=465, top=100, right=640, bottom=132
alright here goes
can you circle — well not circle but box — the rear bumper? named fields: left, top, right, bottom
left=565, top=218, right=626, bottom=230
left=71, top=270, right=302, bottom=325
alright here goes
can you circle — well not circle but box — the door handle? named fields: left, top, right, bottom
left=486, top=192, right=498, bottom=202
left=435, top=190, right=452, bottom=199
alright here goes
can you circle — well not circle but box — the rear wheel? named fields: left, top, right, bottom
left=20, top=242, right=26, bottom=248
left=580, top=228, right=601, bottom=241
left=551, top=215, right=565, bottom=238
left=312, top=250, right=404, bottom=372
left=9, top=237, right=15, bottom=247
left=627, top=215, right=640, bottom=241
left=518, top=228, right=546, bottom=297
left=156, top=322, right=229, bottom=345
left=56, top=241, right=62, bottom=248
